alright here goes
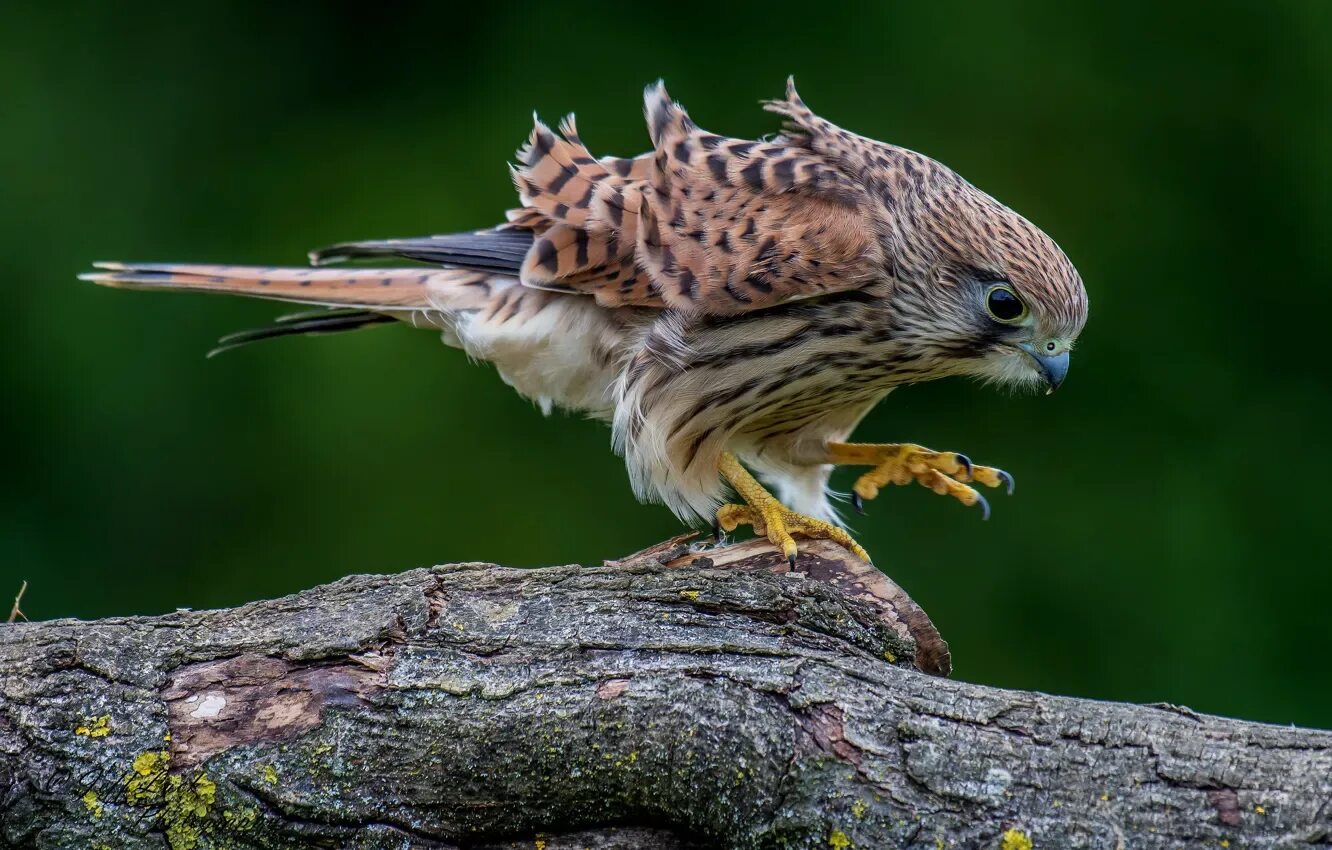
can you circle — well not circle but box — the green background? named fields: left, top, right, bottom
left=3, top=2, right=1329, bottom=727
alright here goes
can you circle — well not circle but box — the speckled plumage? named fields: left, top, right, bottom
left=84, top=79, right=1088, bottom=530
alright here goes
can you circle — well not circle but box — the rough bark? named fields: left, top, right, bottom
left=0, top=537, right=1328, bottom=850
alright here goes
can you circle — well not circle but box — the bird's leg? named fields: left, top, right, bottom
left=825, top=442, right=1014, bottom=519
left=715, top=452, right=871, bottom=567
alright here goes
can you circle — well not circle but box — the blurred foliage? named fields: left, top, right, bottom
left=2, top=1, right=1329, bottom=727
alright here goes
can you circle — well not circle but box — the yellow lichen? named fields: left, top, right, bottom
left=1000, top=828, right=1033, bottom=850
left=935, top=839, right=945, bottom=850
left=82, top=790, right=103, bottom=819
left=828, top=828, right=852, bottom=849
left=1220, top=841, right=1230, bottom=849
left=883, top=650, right=897, bottom=663
left=124, top=750, right=218, bottom=850
left=680, top=589, right=700, bottom=601
left=178, top=774, right=216, bottom=818
left=160, top=772, right=217, bottom=850
left=1100, top=792, right=1109, bottom=802
left=262, top=764, right=279, bottom=785
left=133, top=750, right=166, bottom=773
left=127, top=751, right=171, bottom=805
left=611, top=750, right=639, bottom=769
left=851, top=799, right=868, bottom=820
left=223, top=807, right=258, bottom=831
left=311, top=742, right=333, bottom=756
left=75, top=715, right=111, bottom=738
left=1255, top=804, right=1266, bottom=814
left=535, top=837, right=548, bottom=850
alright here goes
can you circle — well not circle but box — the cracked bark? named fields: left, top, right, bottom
left=1, top=537, right=1329, bottom=849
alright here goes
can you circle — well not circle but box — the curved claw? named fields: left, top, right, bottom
left=974, top=491, right=991, bottom=521
left=787, top=552, right=798, bottom=571
left=955, top=453, right=973, bottom=479
left=850, top=491, right=865, bottom=515
left=712, top=520, right=724, bottom=543
left=998, top=469, right=1015, bottom=496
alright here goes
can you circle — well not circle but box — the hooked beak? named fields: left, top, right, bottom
left=1018, top=344, right=1070, bottom=394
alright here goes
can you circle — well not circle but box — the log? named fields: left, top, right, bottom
left=1, top=537, right=1328, bottom=849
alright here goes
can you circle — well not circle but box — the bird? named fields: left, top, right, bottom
left=82, top=78, right=1088, bottom=568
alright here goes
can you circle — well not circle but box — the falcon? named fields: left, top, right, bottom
left=83, top=79, right=1088, bottom=566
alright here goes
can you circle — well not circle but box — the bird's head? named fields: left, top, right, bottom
left=882, top=154, right=1089, bottom=394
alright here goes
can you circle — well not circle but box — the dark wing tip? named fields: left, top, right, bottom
left=307, top=230, right=533, bottom=276
left=207, top=311, right=395, bottom=358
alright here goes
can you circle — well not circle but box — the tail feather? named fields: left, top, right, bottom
left=80, top=261, right=523, bottom=355
left=80, top=262, right=439, bottom=310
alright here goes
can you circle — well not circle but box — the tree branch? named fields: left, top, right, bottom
left=6, top=581, right=25, bottom=624
left=1, top=539, right=1328, bottom=849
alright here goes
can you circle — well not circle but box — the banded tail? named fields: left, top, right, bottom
left=80, top=262, right=445, bottom=311
left=80, top=261, right=510, bottom=356
left=80, top=249, right=630, bottom=419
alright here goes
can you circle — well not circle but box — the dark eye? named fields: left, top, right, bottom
left=985, top=284, right=1027, bottom=323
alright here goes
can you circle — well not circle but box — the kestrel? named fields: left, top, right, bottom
left=83, top=79, right=1088, bottom=566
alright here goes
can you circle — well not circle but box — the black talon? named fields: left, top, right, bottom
left=955, top=453, right=973, bottom=479
left=787, top=552, right=798, bottom=571
left=712, top=520, right=724, bottom=543
left=975, top=491, right=991, bottom=521
left=998, top=469, right=1015, bottom=496
left=851, top=491, right=865, bottom=514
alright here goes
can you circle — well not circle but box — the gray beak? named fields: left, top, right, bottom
left=1019, top=345, right=1070, bottom=394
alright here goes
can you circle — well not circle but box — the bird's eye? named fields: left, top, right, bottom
left=985, top=284, right=1027, bottom=323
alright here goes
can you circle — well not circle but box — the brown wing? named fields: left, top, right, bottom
left=511, top=82, right=885, bottom=314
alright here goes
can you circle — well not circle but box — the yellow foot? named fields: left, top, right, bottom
left=716, top=451, right=871, bottom=567
left=828, top=443, right=1014, bottom=520
left=715, top=502, right=871, bottom=568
